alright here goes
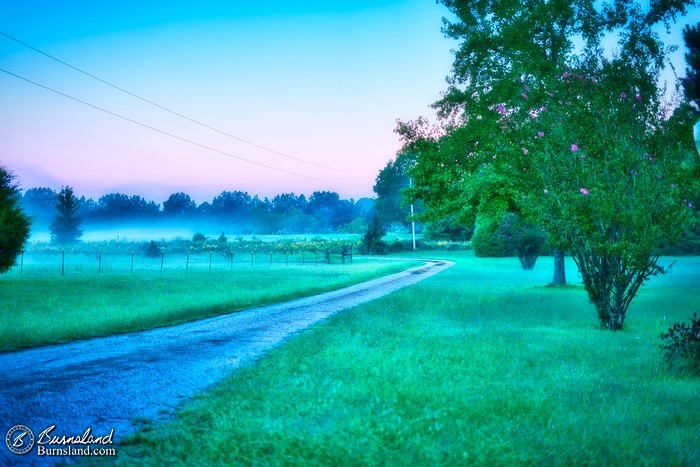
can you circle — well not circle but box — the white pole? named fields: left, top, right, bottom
left=410, top=178, right=416, bottom=251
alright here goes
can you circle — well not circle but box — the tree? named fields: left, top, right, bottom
left=163, top=192, right=196, bottom=216
left=50, top=186, right=83, bottom=244
left=211, top=191, right=252, bottom=221
left=21, top=187, right=57, bottom=226
left=306, top=191, right=354, bottom=231
left=401, top=0, right=699, bottom=329
left=362, top=214, right=387, bottom=255
left=373, top=154, right=414, bottom=229
left=0, top=166, right=31, bottom=273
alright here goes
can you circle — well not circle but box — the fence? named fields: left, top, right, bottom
left=10, top=247, right=354, bottom=276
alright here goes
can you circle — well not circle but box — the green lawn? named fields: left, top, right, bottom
left=113, top=251, right=700, bottom=465
left=0, top=257, right=416, bottom=351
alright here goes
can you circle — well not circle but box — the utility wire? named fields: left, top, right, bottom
left=0, top=31, right=358, bottom=175
left=0, top=68, right=361, bottom=186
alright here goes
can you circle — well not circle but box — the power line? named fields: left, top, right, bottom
left=0, top=31, right=358, bottom=175
left=0, top=68, right=362, bottom=186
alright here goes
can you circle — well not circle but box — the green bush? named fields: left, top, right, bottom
left=471, top=220, right=511, bottom=257
left=143, top=240, right=162, bottom=258
left=660, top=313, right=700, bottom=371
left=495, top=213, right=546, bottom=270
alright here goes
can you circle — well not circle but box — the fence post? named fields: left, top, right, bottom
left=350, top=246, right=353, bottom=263
left=20, top=250, right=24, bottom=275
left=98, top=249, right=102, bottom=274
left=186, top=251, right=190, bottom=271
left=269, top=251, right=273, bottom=267
left=302, top=251, right=305, bottom=264
left=131, top=251, right=134, bottom=273
left=285, top=252, right=289, bottom=266
left=315, top=250, right=318, bottom=263
left=325, top=248, right=330, bottom=264
left=61, top=248, right=65, bottom=276
left=209, top=250, right=213, bottom=272
left=230, top=251, right=234, bottom=270
left=160, top=252, right=164, bottom=273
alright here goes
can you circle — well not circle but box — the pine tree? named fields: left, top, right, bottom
left=49, top=186, right=83, bottom=244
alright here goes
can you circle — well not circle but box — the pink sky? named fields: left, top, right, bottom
left=0, top=1, right=455, bottom=204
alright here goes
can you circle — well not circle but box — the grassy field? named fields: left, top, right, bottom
left=0, top=257, right=417, bottom=352
left=111, top=251, right=699, bottom=465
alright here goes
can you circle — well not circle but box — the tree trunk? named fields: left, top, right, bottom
left=550, top=248, right=567, bottom=286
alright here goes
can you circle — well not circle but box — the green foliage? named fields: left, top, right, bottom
left=361, top=215, right=387, bottom=255
left=660, top=313, right=700, bottom=371
left=0, top=166, right=31, bottom=273
left=49, top=186, right=83, bottom=245
left=470, top=218, right=511, bottom=257
left=517, top=63, right=700, bottom=329
left=423, top=215, right=473, bottom=242
left=495, top=213, right=546, bottom=270
left=373, top=153, right=416, bottom=228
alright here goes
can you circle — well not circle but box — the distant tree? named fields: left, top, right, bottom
left=76, top=196, right=98, bottom=220
left=163, top=192, right=196, bottom=216
left=211, top=191, right=252, bottom=221
left=373, top=153, right=416, bottom=228
left=94, top=193, right=159, bottom=220
left=362, top=214, right=387, bottom=255
left=0, top=166, right=31, bottom=273
left=49, top=186, right=83, bottom=245
left=271, top=193, right=307, bottom=214
left=128, top=195, right=160, bottom=217
left=96, top=193, right=132, bottom=219
left=307, top=191, right=354, bottom=231
left=353, top=197, right=376, bottom=223
left=21, top=187, right=57, bottom=225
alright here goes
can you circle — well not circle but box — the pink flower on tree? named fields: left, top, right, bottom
left=571, top=144, right=579, bottom=152
left=580, top=188, right=590, bottom=195
left=621, top=92, right=627, bottom=99
left=523, top=148, right=529, bottom=155
left=537, top=132, right=545, bottom=137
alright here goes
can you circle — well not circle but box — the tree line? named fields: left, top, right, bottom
left=19, top=188, right=377, bottom=236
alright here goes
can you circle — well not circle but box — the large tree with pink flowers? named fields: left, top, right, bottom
left=399, top=0, right=700, bottom=329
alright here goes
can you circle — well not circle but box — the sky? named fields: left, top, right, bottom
left=0, top=1, right=697, bottom=205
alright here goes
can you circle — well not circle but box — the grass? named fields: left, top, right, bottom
left=0, top=256, right=417, bottom=352
left=111, top=251, right=700, bottom=465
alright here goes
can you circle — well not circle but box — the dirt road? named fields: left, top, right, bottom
left=0, top=259, right=453, bottom=464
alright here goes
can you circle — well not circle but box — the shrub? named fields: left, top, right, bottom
left=495, top=213, right=546, bottom=270
left=361, top=215, right=387, bottom=255
left=143, top=240, right=162, bottom=258
left=660, top=313, right=700, bottom=370
left=471, top=220, right=511, bottom=257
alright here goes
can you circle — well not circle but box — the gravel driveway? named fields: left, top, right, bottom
left=0, top=259, right=452, bottom=464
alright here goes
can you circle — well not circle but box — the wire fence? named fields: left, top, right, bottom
left=10, top=248, right=355, bottom=277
